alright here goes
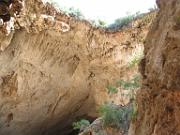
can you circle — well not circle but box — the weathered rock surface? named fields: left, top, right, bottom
left=0, top=0, right=154, bottom=135
left=132, top=0, right=180, bottom=135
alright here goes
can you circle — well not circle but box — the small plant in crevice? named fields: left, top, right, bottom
left=106, top=85, right=118, bottom=94
left=117, top=75, right=141, bottom=90
left=173, top=16, right=180, bottom=30
left=175, top=16, right=180, bottom=24
left=72, top=119, right=90, bottom=132
left=105, top=75, right=141, bottom=104
left=128, top=53, right=143, bottom=68
left=117, top=75, right=141, bottom=100
left=131, top=101, right=138, bottom=121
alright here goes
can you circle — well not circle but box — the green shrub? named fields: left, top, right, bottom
left=107, top=15, right=135, bottom=31
left=72, top=119, right=90, bottom=131
left=106, top=75, right=141, bottom=97
left=99, top=103, right=133, bottom=132
left=117, top=75, right=141, bottom=90
left=106, top=85, right=118, bottom=94
left=68, top=7, right=84, bottom=19
left=53, top=5, right=85, bottom=20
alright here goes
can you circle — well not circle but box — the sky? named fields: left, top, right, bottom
left=52, top=0, right=156, bottom=24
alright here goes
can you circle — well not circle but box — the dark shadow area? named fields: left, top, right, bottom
left=42, top=115, right=96, bottom=135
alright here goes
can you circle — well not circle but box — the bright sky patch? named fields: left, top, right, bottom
left=52, top=0, right=156, bottom=24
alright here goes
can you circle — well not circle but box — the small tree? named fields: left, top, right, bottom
left=107, top=15, right=135, bottom=31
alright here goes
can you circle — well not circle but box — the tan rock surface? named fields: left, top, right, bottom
left=0, top=0, right=154, bottom=135
left=132, top=0, right=180, bottom=135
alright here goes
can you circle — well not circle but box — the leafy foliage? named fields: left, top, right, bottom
left=50, top=3, right=85, bottom=20
left=106, top=75, right=141, bottom=97
left=99, top=103, right=133, bottom=132
left=107, top=15, right=135, bottom=31
left=128, top=56, right=141, bottom=68
left=106, top=85, right=118, bottom=94
left=68, top=7, right=84, bottom=19
left=72, top=119, right=90, bottom=131
left=128, top=52, right=143, bottom=68
left=116, top=75, right=141, bottom=100
left=117, top=75, right=141, bottom=90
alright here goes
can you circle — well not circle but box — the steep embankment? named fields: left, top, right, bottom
left=0, top=0, right=154, bottom=135
left=132, top=0, right=180, bottom=135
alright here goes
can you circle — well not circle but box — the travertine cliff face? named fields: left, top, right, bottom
left=132, top=0, right=180, bottom=135
left=0, top=0, right=154, bottom=135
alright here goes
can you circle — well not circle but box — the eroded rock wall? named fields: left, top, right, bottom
left=0, top=1, right=154, bottom=135
left=133, top=0, right=180, bottom=135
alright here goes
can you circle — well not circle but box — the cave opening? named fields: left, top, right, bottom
left=42, top=115, right=96, bottom=135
